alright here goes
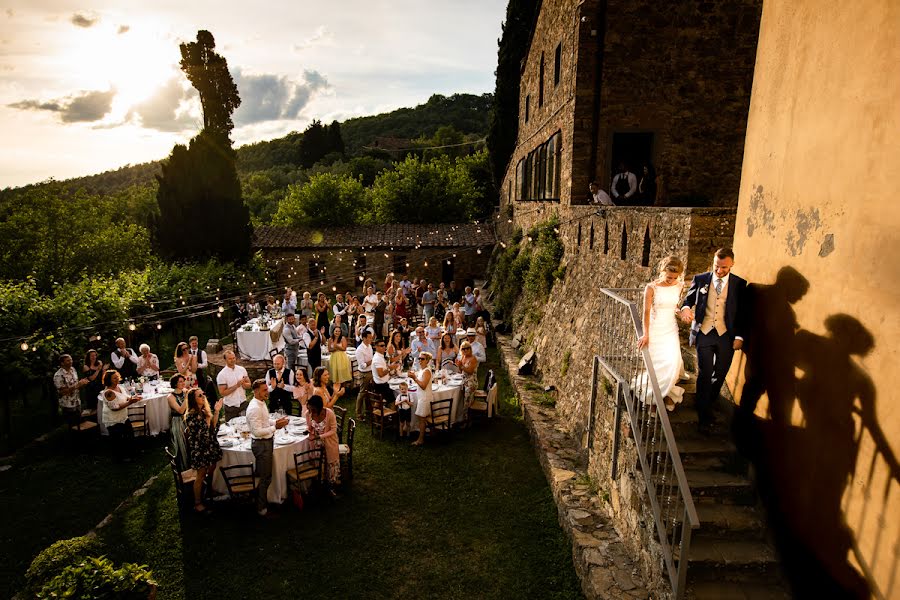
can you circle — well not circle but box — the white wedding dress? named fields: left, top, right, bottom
left=643, top=283, right=685, bottom=406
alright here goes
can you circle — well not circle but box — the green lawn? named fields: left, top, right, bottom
left=4, top=349, right=584, bottom=599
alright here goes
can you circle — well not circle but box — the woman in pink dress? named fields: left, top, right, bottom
left=304, top=394, right=340, bottom=492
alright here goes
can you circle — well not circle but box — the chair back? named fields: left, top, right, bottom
left=483, top=369, right=495, bottom=391
left=267, top=348, right=280, bottom=369
left=219, top=463, right=257, bottom=501
left=127, top=404, right=148, bottom=436
left=428, top=398, right=453, bottom=432
left=486, top=383, right=499, bottom=417
left=333, top=405, right=347, bottom=443
left=346, top=417, right=356, bottom=451
left=292, top=447, right=324, bottom=484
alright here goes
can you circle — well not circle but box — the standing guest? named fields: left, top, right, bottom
left=384, top=272, right=394, bottom=292
left=426, top=316, right=442, bottom=348
left=355, top=329, right=375, bottom=420
left=82, top=349, right=105, bottom=411
left=166, top=374, right=190, bottom=469
left=55, top=354, right=88, bottom=428
left=346, top=295, right=360, bottom=334
left=188, top=336, right=209, bottom=388
left=217, top=350, right=252, bottom=420
left=329, top=313, right=350, bottom=339
left=421, top=283, right=437, bottom=322
left=451, top=302, right=464, bottom=330
left=442, top=311, right=457, bottom=337
left=184, top=388, right=223, bottom=513
left=305, top=322, right=323, bottom=375
left=312, top=366, right=345, bottom=410
left=137, top=344, right=160, bottom=379
left=110, top=338, right=139, bottom=380
left=437, top=333, right=459, bottom=374
left=332, top=294, right=348, bottom=321
left=373, top=291, right=386, bottom=338
left=265, top=295, right=279, bottom=316
left=246, top=380, right=289, bottom=517
left=465, top=328, right=487, bottom=364
left=473, top=288, right=488, bottom=323
left=679, top=248, right=748, bottom=435
left=355, top=314, right=371, bottom=346
left=447, top=280, right=462, bottom=305
left=410, top=352, right=434, bottom=446
left=611, top=161, right=638, bottom=205
left=363, top=286, right=378, bottom=313
left=463, top=287, right=476, bottom=327
left=387, top=329, right=410, bottom=373
left=305, top=394, right=340, bottom=494
left=328, top=326, right=353, bottom=385
left=409, top=327, right=436, bottom=365
left=100, top=370, right=139, bottom=457
left=292, top=368, right=314, bottom=414
left=282, top=287, right=297, bottom=314
left=384, top=293, right=394, bottom=338
left=395, top=317, right=411, bottom=347
left=314, top=293, right=330, bottom=332
left=589, top=181, right=614, bottom=206
left=400, top=274, right=413, bottom=297
left=371, top=339, right=394, bottom=402
left=414, top=279, right=427, bottom=315
left=433, top=289, right=447, bottom=323
left=245, top=295, right=261, bottom=318
left=282, top=313, right=301, bottom=373
left=363, top=277, right=375, bottom=294
left=457, top=341, right=480, bottom=423
left=266, top=354, right=295, bottom=414
left=638, top=163, right=657, bottom=206
left=299, top=291, right=314, bottom=319
left=232, top=298, right=248, bottom=323
left=394, top=289, right=409, bottom=322
left=395, top=381, right=413, bottom=438
left=474, top=316, right=488, bottom=349
left=173, top=342, right=197, bottom=387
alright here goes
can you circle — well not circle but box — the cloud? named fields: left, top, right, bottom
left=291, top=26, right=332, bottom=52
left=128, top=77, right=198, bottom=132
left=70, top=12, right=98, bottom=28
left=9, top=88, right=115, bottom=123
left=231, top=69, right=330, bottom=126
left=117, top=24, right=130, bottom=34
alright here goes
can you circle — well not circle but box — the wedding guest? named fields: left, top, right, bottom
left=305, top=321, right=323, bottom=375
left=82, top=349, right=105, bottom=411
left=313, top=366, right=345, bottom=410
left=473, top=288, right=488, bottom=323
left=363, top=286, right=378, bottom=313
left=447, top=280, right=462, bottom=304
left=589, top=181, right=614, bottom=206
left=346, top=295, right=360, bottom=334
left=414, top=279, right=427, bottom=315
left=387, top=329, right=410, bottom=372
left=383, top=293, right=394, bottom=337
left=329, top=313, right=350, bottom=339
left=246, top=380, right=289, bottom=516
left=355, top=314, right=371, bottom=345
left=101, top=369, right=139, bottom=457
left=638, top=163, right=657, bottom=206
left=55, top=354, right=88, bottom=428
left=409, top=327, right=436, bottom=366
left=110, top=338, right=138, bottom=380
left=282, top=313, right=301, bottom=373
left=465, top=328, right=487, bottom=364
left=457, top=342, right=479, bottom=423
left=395, top=381, right=413, bottom=438
left=442, top=311, right=457, bottom=336
left=265, top=295, right=279, bottom=315
left=373, top=291, right=386, bottom=337
left=305, top=394, right=340, bottom=494
left=173, top=342, right=197, bottom=387
left=463, top=287, right=476, bottom=327
left=217, top=350, right=251, bottom=420
left=137, top=344, right=160, bottom=379
left=421, top=283, right=437, bottom=322
left=299, top=291, right=314, bottom=319
left=232, top=298, right=248, bottom=322
left=437, top=333, right=459, bottom=374
left=433, top=289, right=447, bottom=323
left=612, top=161, right=638, bottom=205
left=400, top=274, right=413, bottom=299
left=394, top=289, right=409, bottom=322
left=410, top=352, right=434, bottom=446
left=281, top=287, right=297, bottom=314
left=384, top=272, right=394, bottom=291
left=314, top=292, right=330, bottom=331
left=474, top=316, right=488, bottom=349
left=355, top=329, right=375, bottom=420
left=292, top=368, right=314, bottom=414
left=245, top=295, right=261, bottom=318
left=451, top=302, right=464, bottom=330
left=184, top=388, right=222, bottom=513
left=327, top=326, right=352, bottom=385
left=426, top=316, right=442, bottom=348
left=371, top=339, right=394, bottom=402
left=166, top=374, right=189, bottom=469
left=266, top=354, right=295, bottom=414
left=188, top=336, right=209, bottom=388
left=332, top=294, right=348, bottom=321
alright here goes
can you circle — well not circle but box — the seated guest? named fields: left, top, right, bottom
left=266, top=354, right=295, bottom=414
left=246, top=380, right=288, bottom=516
left=371, top=339, right=393, bottom=403
left=101, top=369, right=140, bottom=457
left=54, top=354, right=88, bottom=428
left=110, top=338, right=139, bottom=380
left=409, top=327, right=437, bottom=366
left=465, top=328, right=487, bottom=364
left=312, top=366, right=345, bottom=410
left=281, top=287, right=297, bottom=314
left=265, top=295, right=279, bottom=315
left=304, top=394, right=340, bottom=494
left=437, top=333, right=459, bottom=374
left=136, top=344, right=160, bottom=379
left=292, top=368, right=314, bottom=414
left=167, top=374, right=190, bottom=469
left=184, top=387, right=223, bottom=513
left=245, top=295, right=261, bottom=318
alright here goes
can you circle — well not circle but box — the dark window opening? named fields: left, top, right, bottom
left=589, top=223, right=594, bottom=249
left=525, top=95, right=530, bottom=123
left=441, top=260, right=454, bottom=285
left=604, top=222, right=610, bottom=254
left=577, top=223, right=582, bottom=247
left=620, top=223, right=628, bottom=261
left=641, top=225, right=651, bottom=267
left=356, top=254, right=367, bottom=283
left=518, top=131, right=562, bottom=201
left=539, top=53, right=545, bottom=107
left=393, top=254, right=406, bottom=276
left=554, top=43, right=562, bottom=86
left=611, top=132, right=655, bottom=206
left=308, top=260, right=318, bottom=283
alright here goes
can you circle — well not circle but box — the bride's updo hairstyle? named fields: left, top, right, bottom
left=657, top=255, right=685, bottom=277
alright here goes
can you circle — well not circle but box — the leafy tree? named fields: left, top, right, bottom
left=367, top=155, right=478, bottom=224
left=272, top=173, right=367, bottom=227
left=487, top=0, right=540, bottom=186
left=457, top=149, right=496, bottom=218
left=326, top=120, right=345, bottom=156
left=298, top=120, right=329, bottom=168
left=179, top=30, right=241, bottom=137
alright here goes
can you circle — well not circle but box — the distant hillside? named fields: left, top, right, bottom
left=1, top=92, right=493, bottom=198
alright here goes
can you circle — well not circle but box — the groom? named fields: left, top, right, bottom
left=679, top=248, right=748, bottom=434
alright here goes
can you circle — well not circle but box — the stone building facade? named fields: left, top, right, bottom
left=253, top=224, right=494, bottom=295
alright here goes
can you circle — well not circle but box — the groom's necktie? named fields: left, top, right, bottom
left=715, top=278, right=723, bottom=295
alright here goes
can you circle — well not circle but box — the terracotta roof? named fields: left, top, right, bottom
left=253, top=223, right=496, bottom=250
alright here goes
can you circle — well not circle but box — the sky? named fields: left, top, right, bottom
left=0, top=0, right=507, bottom=188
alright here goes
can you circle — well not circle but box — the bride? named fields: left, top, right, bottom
left=637, top=255, right=686, bottom=412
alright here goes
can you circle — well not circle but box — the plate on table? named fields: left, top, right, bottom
left=274, top=433, right=296, bottom=446
left=219, top=439, right=235, bottom=448
left=289, top=416, right=305, bottom=425
left=217, top=427, right=231, bottom=437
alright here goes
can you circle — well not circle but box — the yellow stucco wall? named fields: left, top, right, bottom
left=732, top=1, right=900, bottom=597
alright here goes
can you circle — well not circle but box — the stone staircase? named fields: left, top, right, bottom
left=666, top=375, right=791, bottom=599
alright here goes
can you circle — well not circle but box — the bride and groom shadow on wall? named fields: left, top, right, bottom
left=734, top=266, right=900, bottom=600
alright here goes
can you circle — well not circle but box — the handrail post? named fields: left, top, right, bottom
left=610, top=382, right=622, bottom=480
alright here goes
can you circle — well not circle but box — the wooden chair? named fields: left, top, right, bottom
left=470, top=383, right=498, bottom=421
left=474, top=369, right=495, bottom=402
left=338, top=418, right=356, bottom=482
left=426, top=398, right=453, bottom=437
left=165, top=447, right=197, bottom=511
left=267, top=348, right=280, bottom=369
left=287, top=447, right=324, bottom=500
left=366, top=391, right=398, bottom=440
left=67, top=413, right=99, bottom=449
left=290, top=400, right=304, bottom=417
left=333, top=405, right=347, bottom=443
left=219, top=464, right=258, bottom=504
left=127, top=404, right=149, bottom=437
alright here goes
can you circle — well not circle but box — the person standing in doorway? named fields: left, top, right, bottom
left=611, top=162, right=637, bottom=205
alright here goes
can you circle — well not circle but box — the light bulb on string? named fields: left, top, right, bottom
left=20, top=341, right=28, bottom=351
left=156, top=323, right=162, bottom=330
left=477, top=248, right=482, bottom=254
left=129, top=323, right=136, bottom=331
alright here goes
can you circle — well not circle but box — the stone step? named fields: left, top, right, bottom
left=650, top=433, right=737, bottom=467
left=685, top=536, right=781, bottom=583
left=691, top=504, right=766, bottom=539
left=651, top=467, right=755, bottom=506
left=686, top=581, right=792, bottom=600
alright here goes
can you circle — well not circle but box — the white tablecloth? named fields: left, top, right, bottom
left=388, top=376, right=465, bottom=429
left=98, top=384, right=172, bottom=436
left=237, top=318, right=285, bottom=360
left=212, top=416, right=311, bottom=504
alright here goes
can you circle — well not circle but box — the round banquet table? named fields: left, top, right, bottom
left=212, top=415, right=311, bottom=504
left=236, top=318, right=285, bottom=360
left=388, top=375, right=466, bottom=430
left=98, top=383, right=172, bottom=436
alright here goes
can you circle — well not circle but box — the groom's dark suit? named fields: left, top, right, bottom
left=682, top=271, right=749, bottom=428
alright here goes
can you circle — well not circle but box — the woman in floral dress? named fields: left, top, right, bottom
left=305, top=394, right=340, bottom=492
left=457, top=341, right=479, bottom=423
left=184, top=388, right=223, bottom=513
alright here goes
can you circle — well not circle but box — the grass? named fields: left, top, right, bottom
left=3, top=348, right=584, bottom=599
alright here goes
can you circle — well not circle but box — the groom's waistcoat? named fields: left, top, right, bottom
left=700, top=279, right=728, bottom=336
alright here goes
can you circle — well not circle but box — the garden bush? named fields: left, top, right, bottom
left=24, top=535, right=101, bottom=597
left=37, top=556, right=155, bottom=599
